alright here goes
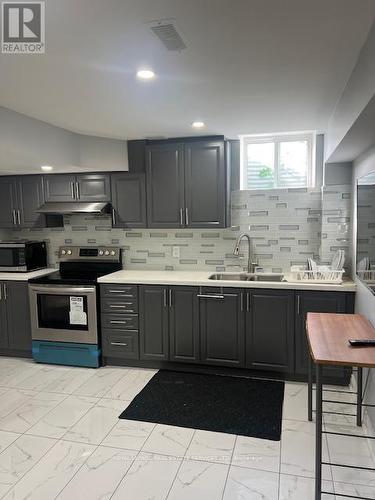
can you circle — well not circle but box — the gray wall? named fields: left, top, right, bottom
left=326, top=21, right=375, bottom=161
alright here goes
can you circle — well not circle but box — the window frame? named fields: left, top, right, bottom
left=240, top=131, right=316, bottom=190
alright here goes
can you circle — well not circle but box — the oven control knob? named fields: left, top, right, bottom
left=98, top=250, right=104, bottom=256
left=104, top=250, right=110, bottom=256
left=110, top=250, right=116, bottom=256
left=61, top=249, right=66, bottom=255
left=67, top=250, right=72, bottom=255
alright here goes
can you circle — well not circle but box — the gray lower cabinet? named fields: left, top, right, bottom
left=111, top=173, right=147, bottom=228
left=295, top=290, right=354, bottom=380
left=0, top=281, right=31, bottom=355
left=199, top=288, right=245, bottom=367
left=139, top=285, right=169, bottom=361
left=146, top=143, right=185, bottom=228
left=169, top=286, right=200, bottom=363
left=246, top=290, right=294, bottom=373
left=184, top=140, right=226, bottom=228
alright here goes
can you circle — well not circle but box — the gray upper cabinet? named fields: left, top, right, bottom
left=199, top=288, right=245, bottom=367
left=246, top=290, right=294, bottom=373
left=17, top=176, right=45, bottom=228
left=111, top=173, right=147, bottom=228
left=0, top=176, right=45, bottom=229
left=146, top=143, right=185, bottom=228
left=184, top=141, right=225, bottom=228
left=44, top=174, right=77, bottom=202
left=146, top=138, right=228, bottom=228
left=169, top=286, right=200, bottom=363
left=44, top=173, right=110, bottom=202
left=139, top=285, right=169, bottom=361
left=76, top=174, right=111, bottom=201
left=0, top=177, right=17, bottom=228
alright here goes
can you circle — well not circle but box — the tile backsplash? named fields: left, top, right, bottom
left=10, top=186, right=352, bottom=273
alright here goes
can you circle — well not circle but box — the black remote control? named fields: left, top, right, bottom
left=349, top=339, right=375, bottom=347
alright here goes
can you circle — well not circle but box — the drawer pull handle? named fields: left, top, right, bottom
left=110, top=342, right=128, bottom=346
left=197, top=294, right=225, bottom=299
left=109, top=305, right=127, bottom=308
left=108, top=290, right=132, bottom=294
left=110, top=320, right=128, bottom=324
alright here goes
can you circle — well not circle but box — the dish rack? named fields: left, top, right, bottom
left=357, top=269, right=375, bottom=283
left=289, top=265, right=345, bottom=284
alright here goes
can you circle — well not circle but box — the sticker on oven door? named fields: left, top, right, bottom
left=69, top=296, right=87, bottom=325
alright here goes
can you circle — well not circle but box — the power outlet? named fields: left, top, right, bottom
left=172, top=246, right=180, bottom=258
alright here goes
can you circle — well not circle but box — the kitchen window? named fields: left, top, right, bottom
left=240, top=132, right=315, bottom=190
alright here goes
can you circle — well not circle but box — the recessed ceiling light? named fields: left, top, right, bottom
left=41, top=165, right=53, bottom=171
left=191, top=121, right=205, bottom=129
left=136, top=69, right=155, bottom=80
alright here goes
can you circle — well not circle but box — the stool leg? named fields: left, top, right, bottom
left=308, top=352, right=313, bottom=421
left=357, top=366, right=363, bottom=427
left=315, top=364, right=322, bottom=500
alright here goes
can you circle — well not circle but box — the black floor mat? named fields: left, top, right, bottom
left=119, top=370, right=285, bottom=441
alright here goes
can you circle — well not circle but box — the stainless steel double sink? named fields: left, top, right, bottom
left=208, top=273, right=285, bottom=282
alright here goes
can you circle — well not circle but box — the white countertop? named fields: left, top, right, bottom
left=97, top=270, right=357, bottom=292
left=0, top=268, right=56, bottom=281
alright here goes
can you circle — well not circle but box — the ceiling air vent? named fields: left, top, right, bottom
left=148, top=19, right=186, bottom=52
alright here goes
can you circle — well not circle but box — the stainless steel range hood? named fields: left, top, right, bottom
left=36, top=202, right=111, bottom=215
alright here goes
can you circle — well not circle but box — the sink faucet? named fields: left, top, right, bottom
left=233, top=233, right=258, bottom=273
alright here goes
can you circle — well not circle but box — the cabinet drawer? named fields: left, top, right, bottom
left=101, top=298, right=138, bottom=314
left=102, top=330, right=139, bottom=359
left=101, top=314, right=138, bottom=330
left=101, top=285, right=138, bottom=299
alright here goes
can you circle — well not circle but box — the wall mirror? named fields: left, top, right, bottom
left=357, top=170, right=375, bottom=294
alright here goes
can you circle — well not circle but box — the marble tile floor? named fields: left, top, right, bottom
left=0, top=357, right=373, bottom=499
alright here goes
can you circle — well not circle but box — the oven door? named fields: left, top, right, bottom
left=29, top=284, right=98, bottom=344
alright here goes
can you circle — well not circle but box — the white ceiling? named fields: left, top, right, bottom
left=0, top=0, right=374, bottom=140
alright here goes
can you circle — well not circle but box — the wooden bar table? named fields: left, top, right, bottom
left=306, top=313, right=375, bottom=500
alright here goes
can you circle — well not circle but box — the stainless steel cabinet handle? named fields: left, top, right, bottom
left=3, top=284, right=7, bottom=300
left=110, top=342, right=128, bottom=347
left=76, top=182, right=80, bottom=199
left=111, top=208, right=116, bottom=226
left=185, top=208, right=189, bottom=226
left=297, top=295, right=301, bottom=315
left=246, top=292, right=250, bottom=312
left=108, top=289, right=131, bottom=294
left=109, top=305, right=128, bottom=309
left=70, top=181, right=75, bottom=199
left=17, top=210, right=21, bottom=225
left=110, top=320, right=128, bottom=324
left=180, top=208, right=184, bottom=226
left=0, top=284, right=2, bottom=300
left=240, top=292, right=243, bottom=312
left=169, top=289, right=172, bottom=307
left=197, top=294, right=225, bottom=299
left=163, top=288, right=167, bottom=307
left=12, top=210, right=17, bottom=225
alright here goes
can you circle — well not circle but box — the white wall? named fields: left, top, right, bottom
left=0, top=107, right=128, bottom=175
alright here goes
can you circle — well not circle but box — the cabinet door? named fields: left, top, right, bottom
left=44, top=174, right=76, bottom=202
left=295, top=291, right=347, bottom=375
left=169, top=286, right=200, bottom=363
left=0, top=282, right=8, bottom=348
left=5, top=282, right=32, bottom=352
left=77, top=174, right=111, bottom=201
left=111, top=173, right=146, bottom=228
left=0, top=178, right=17, bottom=228
left=139, top=285, right=169, bottom=360
left=199, top=288, right=245, bottom=367
left=246, top=290, right=294, bottom=372
left=146, top=143, right=185, bottom=228
left=184, top=140, right=226, bottom=228
left=17, top=176, right=45, bottom=228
